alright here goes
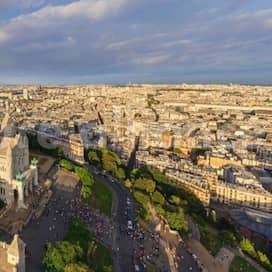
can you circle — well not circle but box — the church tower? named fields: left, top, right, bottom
left=7, top=234, right=26, bottom=272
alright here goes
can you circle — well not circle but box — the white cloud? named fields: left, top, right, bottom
left=0, top=0, right=128, bottom=45
left=0, top=0, right=46, bottom=11
left=0, top=30, right=9, bottom=43
left=130, top=53, right=171, bottom=65
left=0, top=0, right=272, bottom=84
left=27, top=0, right=127, bottom=21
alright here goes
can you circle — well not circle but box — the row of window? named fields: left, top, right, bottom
left=0, top=187, right=6, bottom=195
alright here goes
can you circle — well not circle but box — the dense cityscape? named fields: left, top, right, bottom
left=1, top=0, right=272, bottom=271
left=0, top=84, right=272, bottom=272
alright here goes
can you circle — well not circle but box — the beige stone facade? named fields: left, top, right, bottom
left=61, top=134, right=84, bottom=163
left=0, top=114, right=38, bottom=209
left=197, top=153, right=242, bottom=169
left=213, top=182, right=272, bottom=212
left=0, top=235, right=25, bottom=272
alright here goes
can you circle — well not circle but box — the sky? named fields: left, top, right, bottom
left=0, top=0, right=272, bottom=85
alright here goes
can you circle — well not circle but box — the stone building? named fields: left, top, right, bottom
left=0, top=113, right=38, bottom=209
left=0, top=234, right=25, bottom=272
left=214, top=181, right=272, bottom=212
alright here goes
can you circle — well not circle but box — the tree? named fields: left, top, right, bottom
left=102, top=153, right=118, bottom=174
left=170, top=195, right=181, bottom=205
left=88, top=150, right=101, bottom=166
left=74, top=167, right=94, bottom=200
left=165, top=208, right=188, bottom=233
left=43, top=243, right=65, bottom=272
left=257, top=251, right=272, bottom=269
left=43, top=241, right=83, bottom=272
left=145, top=179, right=156, bottom=193
left=124, top=180, right=133, bottom=189
left=59, top=160, right=74, bottom=171
left=154, top=204, right=166, bottom=216
left=134, top=179, right=155, bottom=194
left=134, top=179, right=146, bottom=191
left=57, top=146, right=64, bottom=159
left=129, top=168, right=142, bottom=180
left=152, top=191, right=165, bottom=205
left=81, top=186, right=92, bottom=200
left=240, top=238, right=257, bottom=258
left=57, top=241, right=83, bottom=265
left=133, top=191, right=150, bottom=208
left=75, top=167, right=94, bottom=187
left=173, top=147, right=182, bottom=154
left=218, top=230, right=237, bottom=247
left=116, top=167, right=126, bottom=180
left=64, top=263, right=92, bottom=272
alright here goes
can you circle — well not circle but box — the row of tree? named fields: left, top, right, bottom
left=127, top=167, right=190, bottom=234
left=59, top=160, right=94, bottom=200
left=88, top=148, right=126, bottom=180
left=240, top=238, right=272, bottom=271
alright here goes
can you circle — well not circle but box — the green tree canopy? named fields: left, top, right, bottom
left=88, top=151, right=101, bottom=167
left=59, top=160, right=74, bottom=171
left=124, top=179, right=133, bottom=189
left=240, top=238, right=257, bottom=258
left=43, top=241, right=83, bottom=272
left=133, top=191, right=150, bottom=208
left=165, top=208, right=188, bottom=234
left=115, top=167, right=126, bottom=180
left=257, top=251, right=272, bottom=269
left=43, top=243, right=65, bottom=272
left=170, top=195, right=181, bottom=205
left=75, top=167, right=94, bottom=187
left=134, top=178, right=156, bottom=194
left=129, top=168, right=142, bottom=180
left=64, top=263, right=92, bottom=272
left=152, top=190, right=165, bottom=205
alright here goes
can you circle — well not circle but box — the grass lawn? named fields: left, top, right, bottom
left=89, top=180, right=113, bottom=217
left=92, top=242, right=113, bottom=271
left=145, top=262, right=156, bottom=272
left=230, top=256, right=259, bottom=272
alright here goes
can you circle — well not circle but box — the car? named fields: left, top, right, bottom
left=192, top=254, right=197, bottom=260
left=127, top=220, right=133, bottom=230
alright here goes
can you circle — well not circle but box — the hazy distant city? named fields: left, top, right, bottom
left=0, top=83, right=272, bottom=272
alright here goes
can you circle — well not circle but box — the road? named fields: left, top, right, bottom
left=22, top=178, right=77, bottom=271
left=86, top=165, right=135, bottom=272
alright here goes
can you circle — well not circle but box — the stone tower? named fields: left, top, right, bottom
left=7, top=235, right=26, bottom=272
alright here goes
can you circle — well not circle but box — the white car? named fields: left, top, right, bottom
left=192, top=254, right=197, bottom=260
left=127, top=220, right=133, bottom=230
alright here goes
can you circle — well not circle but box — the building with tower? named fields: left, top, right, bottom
left=0, top=234, right=26, bottom=272
left=0, top=113, right=38, bottom=209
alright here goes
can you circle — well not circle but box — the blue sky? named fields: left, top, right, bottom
left=0, top=0, right=271, bottom=85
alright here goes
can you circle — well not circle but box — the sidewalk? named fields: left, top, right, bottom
left=186, top=239, right=229, bottom=272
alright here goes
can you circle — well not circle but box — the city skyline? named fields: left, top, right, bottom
left=0, top=0, right=272, bottom=84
